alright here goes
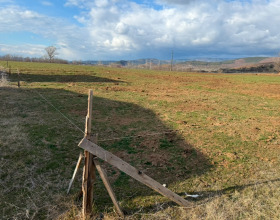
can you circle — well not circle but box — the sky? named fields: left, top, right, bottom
left=0, top=0, right=280, bottom=61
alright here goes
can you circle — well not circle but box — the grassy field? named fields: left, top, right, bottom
left=0, top=61, right=280, bottom=219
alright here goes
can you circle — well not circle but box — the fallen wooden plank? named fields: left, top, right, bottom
left=79, top=138, right=190, bottom=207
left=94, top=158, right=124, bottom=217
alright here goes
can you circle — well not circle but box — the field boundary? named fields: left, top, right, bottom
left=71, top=90, right=190, bottom=219
left=12, top=70, right=192, bottom=218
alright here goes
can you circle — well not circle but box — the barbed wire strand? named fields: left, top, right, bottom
left=98, top=130, right=182, bottom=142
left=35, top=92, right=85, bottom=135
left=16, top=71, right=86, bottom=135
left=15, top=70, right=185, bottom=142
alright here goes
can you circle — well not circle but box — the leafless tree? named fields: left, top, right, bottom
left=45, top=46, right=58, bottom=62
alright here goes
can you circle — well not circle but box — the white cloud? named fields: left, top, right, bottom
left=0, top=44, right=46, bottom=56
left=62, top=0, right=280, bottom=59
left=64, top=0, right=95, bottom=8
left=115, top=22, right=129, bottom=35
left=95, top=0, right=109, bottom=7
left=1, top=0, right=280, bottom=60
left=156, top=0, right=197, bottom=5
left=0, top=6, right=54, bottom=33
left=41, top=1, right=53, bottom=6
left=0, top=5, right=90, bottom=60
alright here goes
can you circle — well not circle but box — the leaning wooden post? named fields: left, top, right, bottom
left=93, top=134, right=124, bottom=217
left=17, top=69, right=20, bottom=88
left=82, top=89, right=96, bottom=219
left=67, top=153, right=83, bottom=194
left=94, top=158, right=124, bottom=217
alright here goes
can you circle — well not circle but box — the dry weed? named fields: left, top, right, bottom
left=0, top=68, right=9, bottom=87
left=0, top=88, right=73, bottom=219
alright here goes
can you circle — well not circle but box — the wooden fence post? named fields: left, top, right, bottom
left=82, top=90, right=96, bottom=219
left=70, top=89, right=190, bottom=217
left=17, top=69, right=20, bottom=88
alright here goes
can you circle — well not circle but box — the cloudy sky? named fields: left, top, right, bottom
left=0, top=0, right=280, bottom=60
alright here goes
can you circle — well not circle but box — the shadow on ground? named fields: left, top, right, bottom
left=184, top=177, right=280, bottom=201
left=10, top=72, right=124, bottom=83
left=0, top=84, right=212, bottom=219
left=127, top=177, right=280, bottom=216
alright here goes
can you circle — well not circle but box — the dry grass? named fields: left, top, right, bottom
left=0, top=68, right=9, bottom=87
left=1, top=61, right=280, bottom=219
left=0, top=86, right=75, bottom=219
left=143, top=170, right=280, bottom=220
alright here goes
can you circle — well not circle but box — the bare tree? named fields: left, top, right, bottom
left=45, top=46, right=58, bottom=62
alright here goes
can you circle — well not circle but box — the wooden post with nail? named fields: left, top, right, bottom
left=82, top=89, right=96, bottom=219
left=67, top=90, right=123, bottom=218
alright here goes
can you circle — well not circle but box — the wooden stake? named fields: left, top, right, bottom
left=67, top=153, right=83, bottom=194
left=82, top=90, right=96, bottom=219
left=17, top=69, right=20, bottom=88
left=94, top=158, right=124, bottom=218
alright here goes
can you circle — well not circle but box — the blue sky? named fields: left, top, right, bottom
left=0, top=0, right=280, bottom=60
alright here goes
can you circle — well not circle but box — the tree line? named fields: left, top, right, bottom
left=0, top=46, right=68, bottom=64
left=0, top=54, right=68, bottom=64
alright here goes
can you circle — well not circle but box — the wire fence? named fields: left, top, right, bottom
left=2, top=66, right=280, bottom=216
left=9, top=67, right=185, bottom=144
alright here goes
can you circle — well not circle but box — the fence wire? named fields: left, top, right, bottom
left=15, top=70, right=185, bottom=143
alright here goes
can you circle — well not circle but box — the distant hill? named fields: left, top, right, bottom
left=81, top=58, right=169, bottom=66
left=175, top=57, right=279, bottom=73
left=180, top=57, right=270, bottom=65
left=80, top=56, right=279, bottom=73
left=241, top=57, right=268, bottom=63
